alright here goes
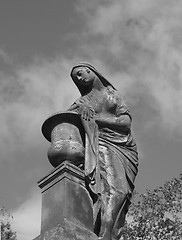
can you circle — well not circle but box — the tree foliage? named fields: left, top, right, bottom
left=122, top=174, right=182, bottom=240
left=0, top=207, right=17, bottom=240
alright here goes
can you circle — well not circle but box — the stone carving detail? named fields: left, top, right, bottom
left=42, top=63, right=139, bottom=240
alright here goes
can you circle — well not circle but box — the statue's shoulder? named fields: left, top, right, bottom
left=109, top=87, right=125, bottom=104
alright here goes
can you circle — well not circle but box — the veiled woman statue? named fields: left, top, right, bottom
left=67, top=63, right=138, bottom=240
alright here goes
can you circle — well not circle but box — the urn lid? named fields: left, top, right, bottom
left=41, top=111, right=83, bottom=142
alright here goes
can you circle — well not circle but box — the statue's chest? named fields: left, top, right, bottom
left=89, top=95, right=105, bottom=113
left=103, top=89, right=117, bottom=113
left=90, top=90, right=117, bottom=114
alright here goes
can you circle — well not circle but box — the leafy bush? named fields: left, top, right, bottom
left=122, top=174, right=182, bottom=240
left=0, top=207, right=17, bottom=240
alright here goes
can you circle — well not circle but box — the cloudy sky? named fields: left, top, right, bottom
left=0, top=0, right=182, bottom=239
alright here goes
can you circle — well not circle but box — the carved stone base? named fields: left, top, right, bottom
left=33, top=161, right=98, bottom=240
left=33, top=218, right=98, bottom=240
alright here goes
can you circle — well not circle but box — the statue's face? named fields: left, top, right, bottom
left=73, top=67, right=96, bottom=86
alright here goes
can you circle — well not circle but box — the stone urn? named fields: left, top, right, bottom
left=42, top=111, right=85, bottom=168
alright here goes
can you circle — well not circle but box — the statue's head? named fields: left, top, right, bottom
left=71, top=63, right=115, bottom=95
left=71, top=66, right=96, bottom=87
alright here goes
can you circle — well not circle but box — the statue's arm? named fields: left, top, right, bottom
left=95, top=114, right=131, bottom=132
left=67, top=97, right=84, bottom=112
left=95, top=93, right=131, bottom=132
left=67, top=98, right=94, bottom=121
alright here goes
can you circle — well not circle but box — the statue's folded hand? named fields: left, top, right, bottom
left=78, top=105, right=95, bottom=121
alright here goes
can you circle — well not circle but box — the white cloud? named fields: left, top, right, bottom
left=76, top=0, right=182, bottom=135
left=0, top=57, right=80, bottom=164
left=11, top=190, right=41, bottom=240
left=0, top=48, right=13, bottom=64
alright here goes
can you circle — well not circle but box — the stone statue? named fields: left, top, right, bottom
left=66, top=63, right=139, bottom=240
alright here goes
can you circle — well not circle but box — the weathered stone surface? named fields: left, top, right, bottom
left=42, top=112, right=85, bottom=168
left=33, top=218, right=98, bottom=240
left=37, top=63, right=139, bottom=239
left=33, top=161, right=95, bottom=240
left=67, top=63, right=139, bottom=239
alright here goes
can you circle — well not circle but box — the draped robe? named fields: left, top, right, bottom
left=68, top=85, right=138, bottom=239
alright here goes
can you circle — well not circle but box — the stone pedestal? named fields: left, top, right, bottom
left=33, top=161, right=98, bottom=240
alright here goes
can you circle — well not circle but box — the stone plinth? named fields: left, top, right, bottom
left=33, top=161, right=98, bottom=240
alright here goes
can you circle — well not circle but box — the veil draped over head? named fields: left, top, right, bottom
left=70, top=62, right=116, bottom=96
